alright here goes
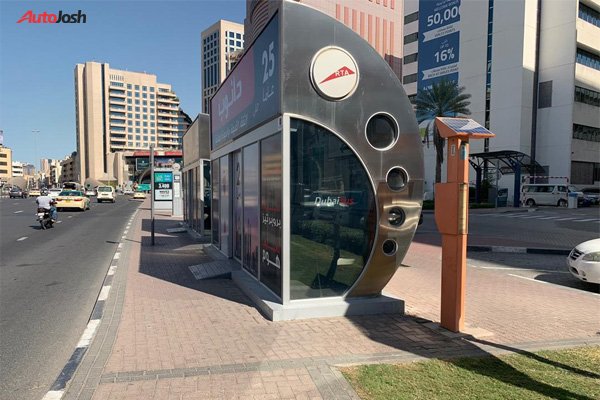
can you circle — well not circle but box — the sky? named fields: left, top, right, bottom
left=0, top=0, right=246, bottom=166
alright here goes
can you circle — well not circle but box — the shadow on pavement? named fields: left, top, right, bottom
left=138, top=218, right=254, bottom=307
left=136, top=216, right=596, bottom=400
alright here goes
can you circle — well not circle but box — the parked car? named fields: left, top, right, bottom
left=55, top=190, right=91, bottom=211
left=521, top=184, right=583, bottom=207
left=96, top=186, right=115, bottom=203
left=580, top=187, right=600, bottom=205
left=9, top=187, right=28, bottom=198
left=567, top=238, right=600, bottom=285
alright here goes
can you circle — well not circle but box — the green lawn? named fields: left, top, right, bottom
left=342, top=346, right=600, bottom=400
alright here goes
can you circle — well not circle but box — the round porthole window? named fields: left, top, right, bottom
left=382, top=239, right=398, bottom=256
left=365, top=113, right=398, bottom=150
left=386, top=167, right=409, bottom=191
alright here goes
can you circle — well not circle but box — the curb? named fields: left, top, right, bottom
left=467, top=245, right=570, bottom=255
left=41, top=209, right=138, bottom=400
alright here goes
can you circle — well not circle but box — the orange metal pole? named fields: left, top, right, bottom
left=437, top=137, right=469, bottom=332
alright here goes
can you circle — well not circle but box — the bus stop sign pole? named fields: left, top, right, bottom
left=434, top=118, right=495, bottom=332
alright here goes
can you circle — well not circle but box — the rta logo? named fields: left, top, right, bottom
left=319, top=66, right=356, bottom=84
left=17, top=10, right=87, bottom=24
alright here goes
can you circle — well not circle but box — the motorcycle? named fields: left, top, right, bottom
left=36, top=208, right=54, bottom=230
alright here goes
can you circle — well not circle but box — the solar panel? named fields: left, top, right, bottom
left=436, top=118, right=493, bottom=135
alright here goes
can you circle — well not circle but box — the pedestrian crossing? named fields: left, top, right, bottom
left=476, top=212, right=600, bottom=223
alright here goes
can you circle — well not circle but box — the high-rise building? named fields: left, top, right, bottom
left=0, top=145, right=12, bottom=184
left=245, top=0, right=404, bottom=79
left=403, top=0, right=600, bottom=188
left=75, top=61, right=187, bottom=185
left=201, top=20, right=245, bottom=113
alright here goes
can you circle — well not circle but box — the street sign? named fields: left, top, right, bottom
left=153, top=170, right=173, bottom=201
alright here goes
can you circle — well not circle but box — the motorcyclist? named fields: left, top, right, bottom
left=36, top=193, right=58, bottom=222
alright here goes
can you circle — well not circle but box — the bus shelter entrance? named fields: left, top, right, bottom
left=209, top=1, right=423, bottom=320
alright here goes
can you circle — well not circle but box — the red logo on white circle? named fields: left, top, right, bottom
left=310, top=47, right=359, bottom=100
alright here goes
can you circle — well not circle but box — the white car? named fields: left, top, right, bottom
left=96, top=186, right=116, bottom=203
left=48, top=188, right=62, bottom=198
left=567, top=238, right=600, bottom=285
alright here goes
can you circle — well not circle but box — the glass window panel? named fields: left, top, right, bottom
left=233, top=151, right=242, bottom=260
left=243, top=143, right=260, bottom=278
left=212, top=158, right=220, bottom=247
left=220, top=155, right=230, bottom=255
left=260, top=133, right=282, bottom=297
left=290, top=119, right=376, bottom=299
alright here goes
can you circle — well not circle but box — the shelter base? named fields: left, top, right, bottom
left=232, top=270, right=405, bottom=321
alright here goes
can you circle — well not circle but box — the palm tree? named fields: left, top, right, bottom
left=415, top=79, right=472, bottom=183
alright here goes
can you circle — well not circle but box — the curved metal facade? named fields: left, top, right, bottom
left=281, top=1, right=423, bottom=297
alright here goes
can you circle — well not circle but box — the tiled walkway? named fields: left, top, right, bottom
left=63, top=202, right=600, bottom=400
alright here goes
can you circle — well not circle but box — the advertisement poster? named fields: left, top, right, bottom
left=260, top=133, right=282, bottom=297
left=210, top=13, right=280, bottom=150
left=418, top=0, right=461, bottom=91
left=154, top=171, right=173, bottom=201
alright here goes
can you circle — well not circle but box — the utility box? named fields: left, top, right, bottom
left=568, top=192, right=578, bottom=209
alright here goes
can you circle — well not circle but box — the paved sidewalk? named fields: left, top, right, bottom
left=63, top=202, right=600, bottom=400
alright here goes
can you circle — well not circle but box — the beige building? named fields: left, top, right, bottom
left=245, top=0, right=404, bottom=79
left=0, top=146, right=13, bottom=184
left=201, top=20, right=245, bottom=113
left=11, top=161, right=24, bottom=177
left=75, top=61, right=187, bottom=185
left=60, top=154, right=78, bottom=184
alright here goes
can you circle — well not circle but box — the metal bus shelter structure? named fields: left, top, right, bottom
left=209, top=1, right=423, bottom=320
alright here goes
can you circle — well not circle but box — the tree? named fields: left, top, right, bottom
left=415, top=79, right=472, bottom=183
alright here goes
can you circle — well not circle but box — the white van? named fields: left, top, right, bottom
left=96, top=186, right=116, bottom=203
left=521, top=184, right=582, bottom=207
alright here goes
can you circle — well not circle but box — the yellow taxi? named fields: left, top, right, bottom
left=55, top=190, right=91, bottom=211
left=132, top=191, right=147, bottom=200
left=29, top=188, right=41, bottom=197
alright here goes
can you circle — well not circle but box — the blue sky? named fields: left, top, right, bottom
left=0, top=0, right=246, bottom=166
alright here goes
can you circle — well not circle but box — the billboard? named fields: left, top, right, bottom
left=417, top=0, right=461, bottom=91
left=210, top=13, right=280, bottom=151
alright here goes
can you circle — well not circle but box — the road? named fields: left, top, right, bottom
left=0, top=195, right=140, bottom=400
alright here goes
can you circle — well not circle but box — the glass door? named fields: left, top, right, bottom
left=232, top=151, right=243, bottom=261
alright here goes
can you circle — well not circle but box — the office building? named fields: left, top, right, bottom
left=75, top=61, right=187, bottom=185
left=12, top=161, right=24, bottom=177
left=403, top=0, right=600, bottom=190
left=60, top=153, right=78, bottom=184
left=0, top=146, right=13, bottom=184
left=201, top=20, right=245, bottom=113
left=245, top=0, right=404, bottom=79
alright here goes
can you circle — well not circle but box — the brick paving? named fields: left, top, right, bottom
left=64, top=201, right=600, bottom=400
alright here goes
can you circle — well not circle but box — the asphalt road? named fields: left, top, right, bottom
left=0, top=195, right=140, bottom=400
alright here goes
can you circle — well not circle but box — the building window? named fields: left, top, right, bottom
left=127, top=84, right=132, bottom=89
left=403, top=52, right=418, bottom=64
left=404, top=32, right=418, bottom=44
left=575, top=86, right=600, bottom=107
left=127, top=91, right=132, bottom=96
left=404, top=11, right=418, bottom=24
left=576, top=48, right=600, bottom=71
left=538, top=81, right=553, bottom=108
left=579, top=3, right=600, bottom=28
left=573, top=124, right=600, bottom=142
left=135, top=85, right=139, bottom=90
left=408, top=94, right=417, bottom=104
left=403, top=73, right=418, bottom=84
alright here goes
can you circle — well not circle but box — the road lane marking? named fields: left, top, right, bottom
left=471, top=265, right=569, bottom=273
left=537, top=216, right=560, bottom=220
left=118, top=242, right=123, bottom=249
left=17, top=236, right=28, bottom=241
left=508, top=274, right=599, bottom=297
left=14, top=210, right=23, bottom=214
left=107, top=265, right=117, bottom=276
left=554, top=217, right=577, bottom=221
left=113, top=252, right=120, bottom=260
left=42, top=390, right=64, bottom=400
left=68, top=216, right=73, bottom=218
left=57, top=221, right=62, bottom=223
left=572, top=218, right=599, bottom=222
